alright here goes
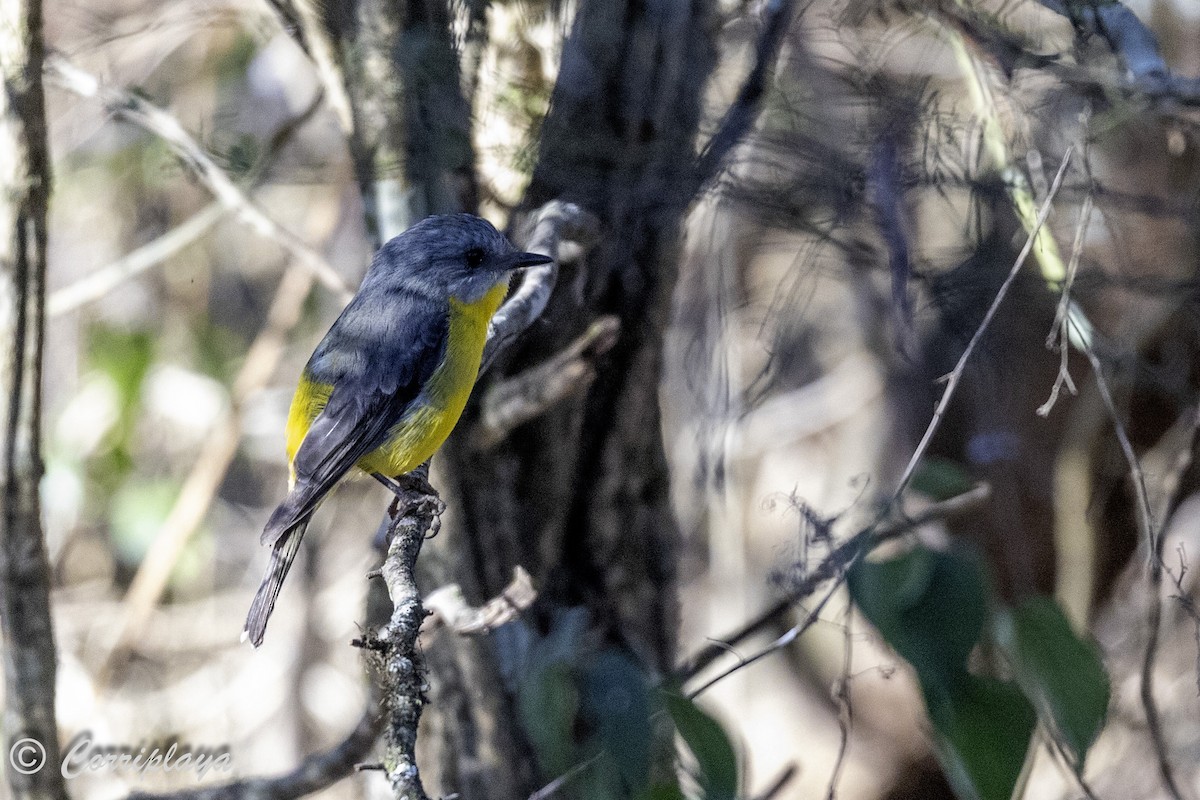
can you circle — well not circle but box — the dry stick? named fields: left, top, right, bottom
left=45, top=55, right=353, bottom=301
left=892, top=146, right=1073, bottom=499
left=1071, top=311, right=1185, bottom=800
left=1037, top=192, right=1093, bottom=417
left=99, top=264, right=316, bottom=678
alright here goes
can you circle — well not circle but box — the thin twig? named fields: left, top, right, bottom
left=1071, top=310, right=1184, bottom=800
left=526, top=756, right=601, bottom=800
left=892, top=147, right=1073, bottom=499
left=751, top=765, right=799, bottom=800
left=45, top=55, right=353, bottom=300
left=48, top=203, right=226, bottom=316
left=688, top=581, right=841, bottom=698
left=48, top=84, right=328, bottom=317
left=678, top=484, right=991, bottom=686
left=1038, top=192, right=1093, bottom=417
left=824, top=605, right=853, bottom=800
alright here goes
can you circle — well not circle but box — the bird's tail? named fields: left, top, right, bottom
left=243, top=520, right=308, bottom=647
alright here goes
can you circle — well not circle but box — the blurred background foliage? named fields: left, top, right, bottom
left=18, top=0, right=1200, bottom=798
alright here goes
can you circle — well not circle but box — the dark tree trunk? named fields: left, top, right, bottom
left=0, top=1, right=65, bottom=798
left=426, top=1, right=718, bottom=794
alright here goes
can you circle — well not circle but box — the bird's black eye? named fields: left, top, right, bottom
left=464, top=247, right=485, bottom=269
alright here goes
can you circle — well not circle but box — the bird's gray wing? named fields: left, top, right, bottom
left=260, top=289, right=449, bottom=546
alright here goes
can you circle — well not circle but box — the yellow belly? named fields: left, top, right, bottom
left=285, top=282, right=507, bottom=483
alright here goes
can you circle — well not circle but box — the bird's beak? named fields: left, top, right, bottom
left=504, top=251, right=555, bottom=272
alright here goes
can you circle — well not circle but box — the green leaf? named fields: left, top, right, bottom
left=849, top=545, right=1037, bottom=800
left=518, top=662, right=580, bottom=778
left=910, top=457, right=975, bottom=501
left=928, top=676, right=1037, bottom=800
left=848, top=546, right=988, bottom=703
left=636, top=784, right=687, bottom=800
left=998, top=597, right=1110, bottom=760
left=663, top=691, right=738, bottom=800
left=579, top=649, right=654, bottom=790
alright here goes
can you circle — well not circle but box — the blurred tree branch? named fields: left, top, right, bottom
left=1039, top=0, right=1200, bottom=105
left=45, top=56, right=353, bottom=300
left=47, top=84, right=326, bottom=317
left=0, top=0, right=66, bottom=797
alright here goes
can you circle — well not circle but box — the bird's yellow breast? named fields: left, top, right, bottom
left=285, top=281, right=508, bottom=483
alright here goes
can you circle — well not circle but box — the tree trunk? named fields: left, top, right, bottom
left=0, top=0, right=65, bottom=798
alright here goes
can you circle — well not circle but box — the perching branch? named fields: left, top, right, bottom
left=369, top=469, right=445, bottom=800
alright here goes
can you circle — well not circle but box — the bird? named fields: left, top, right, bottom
left=244, top=213, right=553, bottom=646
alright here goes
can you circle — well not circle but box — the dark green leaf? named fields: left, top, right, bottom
left=928, top=676, right=1037, bottom=800
left=1000, top=597, right=1110, bottom=760
left=663, top=692, right=738, bottom=800
left=518, top=662, right=579, bottom=778
left=579, top=649, right=654, bottom=789
left=848, top=545, right=988, bottom=703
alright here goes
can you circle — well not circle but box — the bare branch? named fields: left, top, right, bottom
left=1038, top=191, right=1093, bottom=417
left=48, top=82, right=327, bottom=317
left=475, top=316, right=620, bottom=448
left=481, top=201, right=601, bottom=372
left=423, top=566, right=538, bottom=635
left=678, top=484, right=991, bottom=682
left=371, top=468, right=444, bottom=800
left=892, top=147, right=1073, bottom=499
left=48, top=203, right=225, bottom=316
left=1072, top=310, right=1185, bottom=800
left=45, top=56, right=353, bottom=300
left=695, top=0, right=798, bottom=187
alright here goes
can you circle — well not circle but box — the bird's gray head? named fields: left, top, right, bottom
left=364, top=213, right=553, bottom=303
